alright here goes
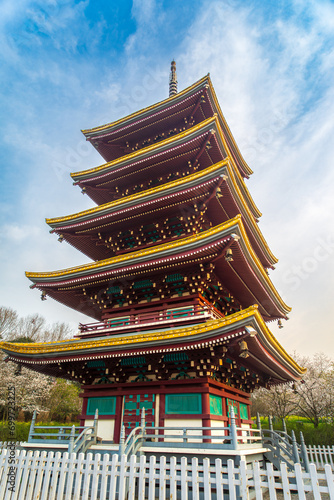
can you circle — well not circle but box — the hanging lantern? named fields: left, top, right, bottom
left=225, top=248, right=233, bottom=262
left=239, top=339, right=249, bottom=358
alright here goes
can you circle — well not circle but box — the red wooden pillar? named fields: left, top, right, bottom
left=80, top=396, right=88, bottom=427
left=113, top=395, right=123, bottom=443
left=202, top=391, right=211, bottom=443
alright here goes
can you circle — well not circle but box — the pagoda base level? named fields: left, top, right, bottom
left=79, top=377, right=252, bottom=444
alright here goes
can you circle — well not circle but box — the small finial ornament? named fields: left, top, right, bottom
left=169, top=60, right=178, bottom=97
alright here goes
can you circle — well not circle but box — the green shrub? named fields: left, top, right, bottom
left=253, top=416, right=334, bottom=446
left=0, top=421, right=79, bottom=443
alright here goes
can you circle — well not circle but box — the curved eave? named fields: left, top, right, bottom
left=27, top=216, right=290, bottom=317
left=0, top=306, right=305, bottom=382
left=51, top=176, right=219, bottom=231
left=78, top=115, right=262, bottom=221
left=81, top=75, right=253, bottom=183
left=82, top=75, right=210, bottom=138
left=73, top=116, right=219, bottom=182
left=48, top=159, right=230, bottom=227
left=49, top=158, right=276, bottom=267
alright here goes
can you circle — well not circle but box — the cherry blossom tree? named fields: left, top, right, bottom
left=0, top=306, right=78, bottom=421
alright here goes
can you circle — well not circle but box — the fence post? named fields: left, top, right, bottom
left=230, top=406, right=238, bottom=449
left=141, top=407, right=145, bottom=430
left=299, top=431, right=310, bottom=472
left=141, top=406, right=146, bottom=448
left=119, top=425, right=125, bottom=458
left=28, top=410, right=37, bottom=442
left=68, top=425, right=75, bottom=454
left=268, top=415, right=273, bottom=432
left=93, top=409, right=99, bottom=443
left=282, top=418, right=287, bottom=434
left=256, top=413, right=262, bottom=431
left=291, top=430, right=300, bottom=464
left=58, top=427, right=63, bottom=441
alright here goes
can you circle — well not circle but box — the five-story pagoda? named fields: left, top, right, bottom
left=1, top=63, right=305, bottom=443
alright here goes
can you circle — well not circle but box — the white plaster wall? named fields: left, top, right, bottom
left=85, top=419, right=115, bottom=441
left=163, top=418, right=202, bottom=443
left=155, top=394, right=160, bottom=427
left=240, top=422, right=254, bottom=443
left=210, top=419, right=228, bottom=444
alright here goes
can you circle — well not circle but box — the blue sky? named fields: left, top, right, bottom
left=1, top=0, right=334, bottom=357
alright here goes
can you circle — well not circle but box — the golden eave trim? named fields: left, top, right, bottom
left=29, top=215, right=242, bottom=279
left=48, top=156, right=229, bottom=225
left=27, top=215, right=289, bottom=313
left=49, top=152, right=276, bottom=265
left=73, top=116, right=217, bottom=179
left=0, top=305, right=305, bottom=375
left=81, top=75, right=210, bottom=135
left=51, top=116, right=261, bottom=228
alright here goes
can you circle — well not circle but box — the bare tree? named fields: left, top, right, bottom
left=0, top=306, right=18, bottom=339
left=251, top=383, right=298, bottom=419
left=14, top=314, right=46, bottom=342
left=42, top=322, right=74, bottom=342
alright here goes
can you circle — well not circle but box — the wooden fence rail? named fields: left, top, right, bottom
left=1, top=448, right=334, bottom=500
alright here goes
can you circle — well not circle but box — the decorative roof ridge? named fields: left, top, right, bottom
left=0, top=305, right=305, bottom=376
left=81, top=74, right=210, bottom=137
left=72, top=116, right=217, bottom=181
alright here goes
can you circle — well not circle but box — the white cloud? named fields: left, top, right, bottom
left=1, top=224, right=42, bottom=243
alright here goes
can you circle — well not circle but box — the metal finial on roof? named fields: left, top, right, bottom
left=169, top=60, right=178, bottom=97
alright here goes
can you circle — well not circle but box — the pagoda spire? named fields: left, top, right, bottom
left=169, top=60, right=178, bottom=97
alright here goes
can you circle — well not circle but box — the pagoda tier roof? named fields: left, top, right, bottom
left=0, top=306, right=305, bottom=385
left=72, top=117, right=261, bottom=218
left=26, top=216, right=290, bottom=320
left=81, top=75, right=252, bottom=178
left=48, top=160, right=277, bottom=268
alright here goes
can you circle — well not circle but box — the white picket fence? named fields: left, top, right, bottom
left=1, top=448, right=334, bottom=500
left=306, top=445, right=334, bottom=470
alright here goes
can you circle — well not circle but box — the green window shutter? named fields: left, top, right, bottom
left=226, top=399, right=238, bottom=418
left=239, top=403, right=249, bottom=420
left=87, top=397, right=116, bottom=415
left=209, top=395, right=223, bottom=416
left=165, top=394, right=202, bottom=414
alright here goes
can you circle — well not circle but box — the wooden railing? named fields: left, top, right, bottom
left=77, top=304, right=221, bottom=337
left=27, top=409, right=99, bottom=454
left=119, top=407, right=262, bottom=461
